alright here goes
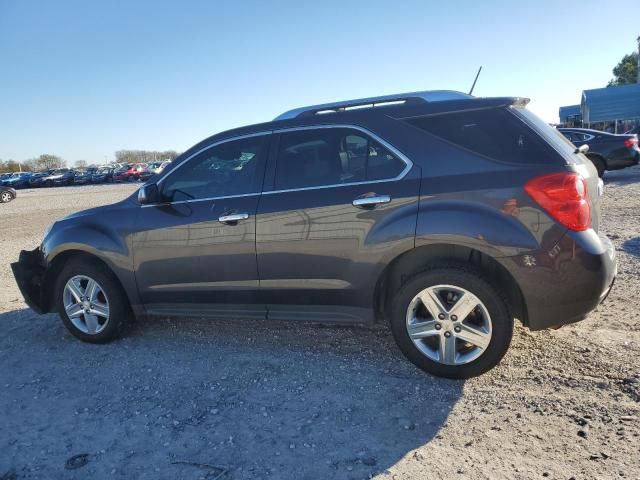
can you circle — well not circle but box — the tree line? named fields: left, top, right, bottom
left=608, top=50, right=638, bottom=86
left=0, top=150, right=180, bottom=174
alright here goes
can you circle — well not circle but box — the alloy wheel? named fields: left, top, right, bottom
left=1, top=192, right=12, bottom=202
left=63, top=275, right=110, bottom=334
left=405, top=284, right=492, bottom=365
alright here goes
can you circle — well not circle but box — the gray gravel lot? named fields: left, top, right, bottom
left=0, top=178, right=639, bottom=480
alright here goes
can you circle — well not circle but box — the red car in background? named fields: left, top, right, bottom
left=113, top=163, right=152, bottom=182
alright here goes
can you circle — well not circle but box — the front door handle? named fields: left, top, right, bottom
left=352, top=195, right=391, bottom=209
left=218, top=212, right=249, bottom=224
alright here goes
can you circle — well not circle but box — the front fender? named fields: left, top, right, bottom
left=41, top=210, right=140, bottom=311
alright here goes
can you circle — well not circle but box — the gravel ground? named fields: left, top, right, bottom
left=0, top=176, right=639, bottom=480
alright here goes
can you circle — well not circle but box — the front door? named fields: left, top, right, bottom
left=132, top=133, right=270, bottom=319
left=256, top=126, right=420, bottom=323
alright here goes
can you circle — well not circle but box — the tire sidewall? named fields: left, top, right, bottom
left=54, top=261, right=128, bottom=343
left=390, top=266, right=513, bottom=379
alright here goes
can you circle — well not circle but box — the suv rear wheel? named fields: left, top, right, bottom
left=54, top=260, right=130, bottom=343
left=389, top=265, right=513, bottom=379
left=0, top=191, right=13, bottom=203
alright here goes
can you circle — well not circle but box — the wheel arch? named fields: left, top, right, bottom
left=374, top=243, right=528, bottom=326
left=586, top=152, right=608, bottom=169
left=41, top=249, right=133, bottom=314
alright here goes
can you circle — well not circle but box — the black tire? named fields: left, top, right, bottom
left=54, top=259, right=131, bottom=343
left=389, top=264, right=513, bottom=379
left=587, top=154, right=606, bottom=178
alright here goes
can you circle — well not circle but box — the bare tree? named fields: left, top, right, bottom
left=0, top=159, right=31, bottom=173
left=24, top=154, right=66, bottom=171
left=115, top=149, right=180, bottom=164
left=74, top=160, right=88, bottom=169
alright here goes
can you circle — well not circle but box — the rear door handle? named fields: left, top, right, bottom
left=352, top=195, right=391, bottom=208
left=218, top=212, right=249, bottom=224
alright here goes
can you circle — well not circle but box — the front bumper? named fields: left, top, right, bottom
left=507, top=231, right=617, bottom=330
left=11, top=248, right=47, bottom=314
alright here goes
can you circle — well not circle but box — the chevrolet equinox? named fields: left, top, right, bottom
left=11, top=90, right=617, bottom=378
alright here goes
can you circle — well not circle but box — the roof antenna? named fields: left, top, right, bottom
left=468, top=66, right=483, bottom=95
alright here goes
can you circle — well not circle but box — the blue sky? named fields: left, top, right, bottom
left=0, top=0, right=637, bottom=163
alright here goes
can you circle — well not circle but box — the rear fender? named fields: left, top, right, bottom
left=415, top=200, right=548, bottom=257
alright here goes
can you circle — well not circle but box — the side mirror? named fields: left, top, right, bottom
left=138, top=183, right=161, bottom=204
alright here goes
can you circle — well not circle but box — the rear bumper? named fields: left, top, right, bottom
left=506, top=231, right=616, bottom=330
left=11, top=248, right=47, bottom=314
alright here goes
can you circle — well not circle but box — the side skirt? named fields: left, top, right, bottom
left=142, top=303, right=375, bottom=325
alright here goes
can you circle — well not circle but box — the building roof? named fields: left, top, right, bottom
left=559, top=104, right=581, bottom=122
left=581, top=83, right=640, bottom=123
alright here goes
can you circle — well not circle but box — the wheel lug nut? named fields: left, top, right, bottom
left=435, top=323, right=442, bottom=330
left=438, top=313, right=445, bottom=320
left=451, top=315, right=458, bottom=321
left=454, top=326, right=461, bottom=333
left=444, top=331, right=452, bottom=338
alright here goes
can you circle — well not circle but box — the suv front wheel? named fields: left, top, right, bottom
left=390, top=265, right=513, bottom=379
left=54, top=259, right=130, bottom=343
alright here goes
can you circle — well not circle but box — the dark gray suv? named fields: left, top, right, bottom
left=11, top=90, right=617, bottom=378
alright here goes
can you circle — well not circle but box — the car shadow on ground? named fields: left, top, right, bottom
left=0, top=308, right=464, bottom=480
left=603, top=166, right=640, bottom=186
left=622, top=237, right=640, bottom=257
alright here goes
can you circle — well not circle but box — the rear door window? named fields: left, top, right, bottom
left=405, top=107, right=560, bottom=164
left=274, top=128, right=406, bottom=190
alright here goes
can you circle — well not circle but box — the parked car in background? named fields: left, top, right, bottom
left=29, top=171, right=52, bottom=187
left=1, top=172, right=32, bottom=188
left=11, top=90, right=616, bottom=379
left=625, top=125, right=640, bottom=136
left=0, top=173, right=13, bottom=182
left=73, top=168, right=97, bottom=185
left=149, top=161, right=171, bottom=175
left=112, top=164, right=133, bottom=182
left=43, top=168, right=75, bottom=187
left=137, top=164, right=154, bottom=182
left=124, top=163, right=151, bottom=182
left=0, top=185, right=16, bottom=203
left=91, top=167, right=114, bottom=183
left=558, top=127, right=640, bottom=177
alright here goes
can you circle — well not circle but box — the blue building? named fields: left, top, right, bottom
left=559, top=83, right=640, bottom=132
left=558, top=104, right=581, bottom=125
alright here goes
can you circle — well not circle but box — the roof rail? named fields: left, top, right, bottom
left=274, top=90, right=473, bottom=121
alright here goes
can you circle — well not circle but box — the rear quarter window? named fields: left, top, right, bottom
left=404, top=107, right=563, bottom=165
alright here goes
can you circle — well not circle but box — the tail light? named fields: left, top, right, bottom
left=623, top=137, right=638, bottom=148
left=524, top=172, right=591, bottom=231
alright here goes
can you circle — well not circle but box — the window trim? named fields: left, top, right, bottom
left=264, top=124, right=413, bottom=195
left=562, top=130, right=595, bottom=142
left=145, top=124, right=413, bottom=207
left=149, top=131, right=272, bottom=206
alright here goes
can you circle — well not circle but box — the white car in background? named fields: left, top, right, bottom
left=149, top=160, right=171, bottom=174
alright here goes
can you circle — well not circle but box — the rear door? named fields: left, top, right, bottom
left=255, top=126, right=420, bottom=323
